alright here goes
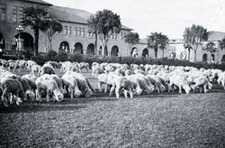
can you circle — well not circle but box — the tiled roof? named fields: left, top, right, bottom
left=48, top=6, right=132, bottom=30
left=49, top=6, right=90, bottom=24
left=25, top=0, right=52, bottom=6
left=207, top=31, right=225, bottom=41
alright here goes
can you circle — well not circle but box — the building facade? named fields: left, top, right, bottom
left=0, top=0, right=134, bottom=58
left=0, top=0, right=52, bottom=56
left=1, top=0, right=225, bottom=62
left=168, top=31, right=225, bottom=63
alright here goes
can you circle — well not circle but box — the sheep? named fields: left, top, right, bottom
left=62, top=71, right=93, bottom=98
left=109, top=75, right=134, bottom=98
left=169, top=73, right=191, bottom=94
left=35, top=74, right=64, bottom=102
left=0, top=77, right=26, bottom=107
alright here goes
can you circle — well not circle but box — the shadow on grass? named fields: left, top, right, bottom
left=0, top=93, right=119, bottom=114
left=137, top=92, right=179, bottom=99
left=0, top=102, right=86, bottom=114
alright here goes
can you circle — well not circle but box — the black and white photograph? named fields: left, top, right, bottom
left=0, top=0, right=225, bottom=147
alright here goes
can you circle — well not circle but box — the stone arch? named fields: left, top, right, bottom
left=74, top=42, right=83, bottom=54
left=99, top=45, right=108, bottom=56
left=142, top=48, right=149, bottom=57
left=211, top=54, right=215, bottom=63
left=202, top=53, right=207, bottom=62
left=87, top=43, right=95, bottom=55
left=14, top=32, right=34, bottom=58
left=0, top=32, right=5, bottom=50
left=221, top=55, right=225, bottom=63
left=131, top=47, right=138, bottom=57
left=0, top=32, right=5, bottom=56
left=59, top=41, right=70, bottom=53
left=111, top=45, right=119, bottom=56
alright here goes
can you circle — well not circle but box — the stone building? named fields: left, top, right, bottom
left=0, top=0, right=133, bottom=57
left=1, top=0, right=225, bottom=62
left=0, top=0, right=52, bottom=56
left=168, top=31, right=225, bottom=63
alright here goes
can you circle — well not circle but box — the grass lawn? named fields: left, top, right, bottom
left=0, top=90, right=225, bottom=148
left=0, top=70, right=225, bottom=147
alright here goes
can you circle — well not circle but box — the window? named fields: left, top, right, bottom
left=0, top=4, right=6, bottom=21
left=12, top=6, right=18, bottom=22
left=81, top=28, right=85, bottom=36
left=74, top=27, right=78, bottom=35
left=68, top=26, right=71, bottom=34
left=120, top=32, right=125, bottom=39
left=78, top=27, right=81, bottom=35
left=88, top=30, right=94, bottom=37
left=87, top=31, right=91, bottom=37
left=111, top=33, right=117, bottom=39
left=64, top=26, right=71, bottom=34
left=114, top=33, right=117, bottom=39
left=18, top=7, right=24, bottom=22
left=64, top=26, right=68, bottom=34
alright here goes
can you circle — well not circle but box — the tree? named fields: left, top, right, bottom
left=124, top=32, right=139, bottom=56
left=147, top=32, right=169, bottom=58
left=219, top=37, right=225, bottom=50
left=89, top=9, right=122, bottom=56
left=124, top=32, right=139, bottom=45
left=183, top=24, right=208, bottom=62
left=203, top=41, right=217, bottom=63
left=39, top=19, right=63, bottom=51
left=183, top=43, right=192, bottom=61
left=87, top=15, right=99, bottom=55
left=183, top=27, right=193, bottom=61
left=20, top=6, right=48, bottom=56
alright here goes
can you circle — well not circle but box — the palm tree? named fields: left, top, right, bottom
left=20, top=6, right=48, bottom=56
left=158, top=34, right=169, bottom=58
left=220, top=37, right=225, bottom=50
left=87, top=9, right=122, bottom=56
left=87, top=15, right=99, bottom=55
left=183, top=25, right=208, bottom=62
left=183, top=27, right=193, bottom=61
left=39, top=19, right=63, bottom=51
left=147, top=32, right=169, bottom=58
left=183, top=43, right=192, bottom=61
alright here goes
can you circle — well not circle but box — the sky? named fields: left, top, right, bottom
left=44, top=0, right=225, bottom=39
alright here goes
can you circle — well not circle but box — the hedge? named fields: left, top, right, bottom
left=29, top=51, right=225, bottom=70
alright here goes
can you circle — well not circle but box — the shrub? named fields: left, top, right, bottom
left=57, top=51, right=68, bottom=62
left=45, top=50, right=57, bottom=61
left=30, top=53, right=225, bottom=71
left=31, top=54, right=46, bottom=65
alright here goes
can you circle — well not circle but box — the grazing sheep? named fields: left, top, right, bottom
left=35, top=74, right=64, bottom=102
left=0, top=77, right=26, bottom=107
left=146, top=75, right=166, bottom=93
left=109, top=76, right=134, bottom=98
left=169, top=73, right=191, bottom=94
left=217, top=72, right=225, bottom=89
left=62, top=71, right=93, bottom=98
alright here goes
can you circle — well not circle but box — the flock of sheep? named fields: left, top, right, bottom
left=0, top=59, right=225, bottom=107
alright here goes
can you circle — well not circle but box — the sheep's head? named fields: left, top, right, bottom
left=183, top=85, right=191, bottom=94
left=26, top=90, right=35, bottom=101
left=208, top=82, right=213, bottom=90
left=74, top=89, right=83, bottom=97
left=53, top=89, right=64, bottom=101
left=84, top=89, right=92, bottom=98
left=135, top=87, right=143, bottom=95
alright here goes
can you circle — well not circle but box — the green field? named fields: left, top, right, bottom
left=0, top=71, right=225, bottom=147
left=0, top=91, right=225, bottom=147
